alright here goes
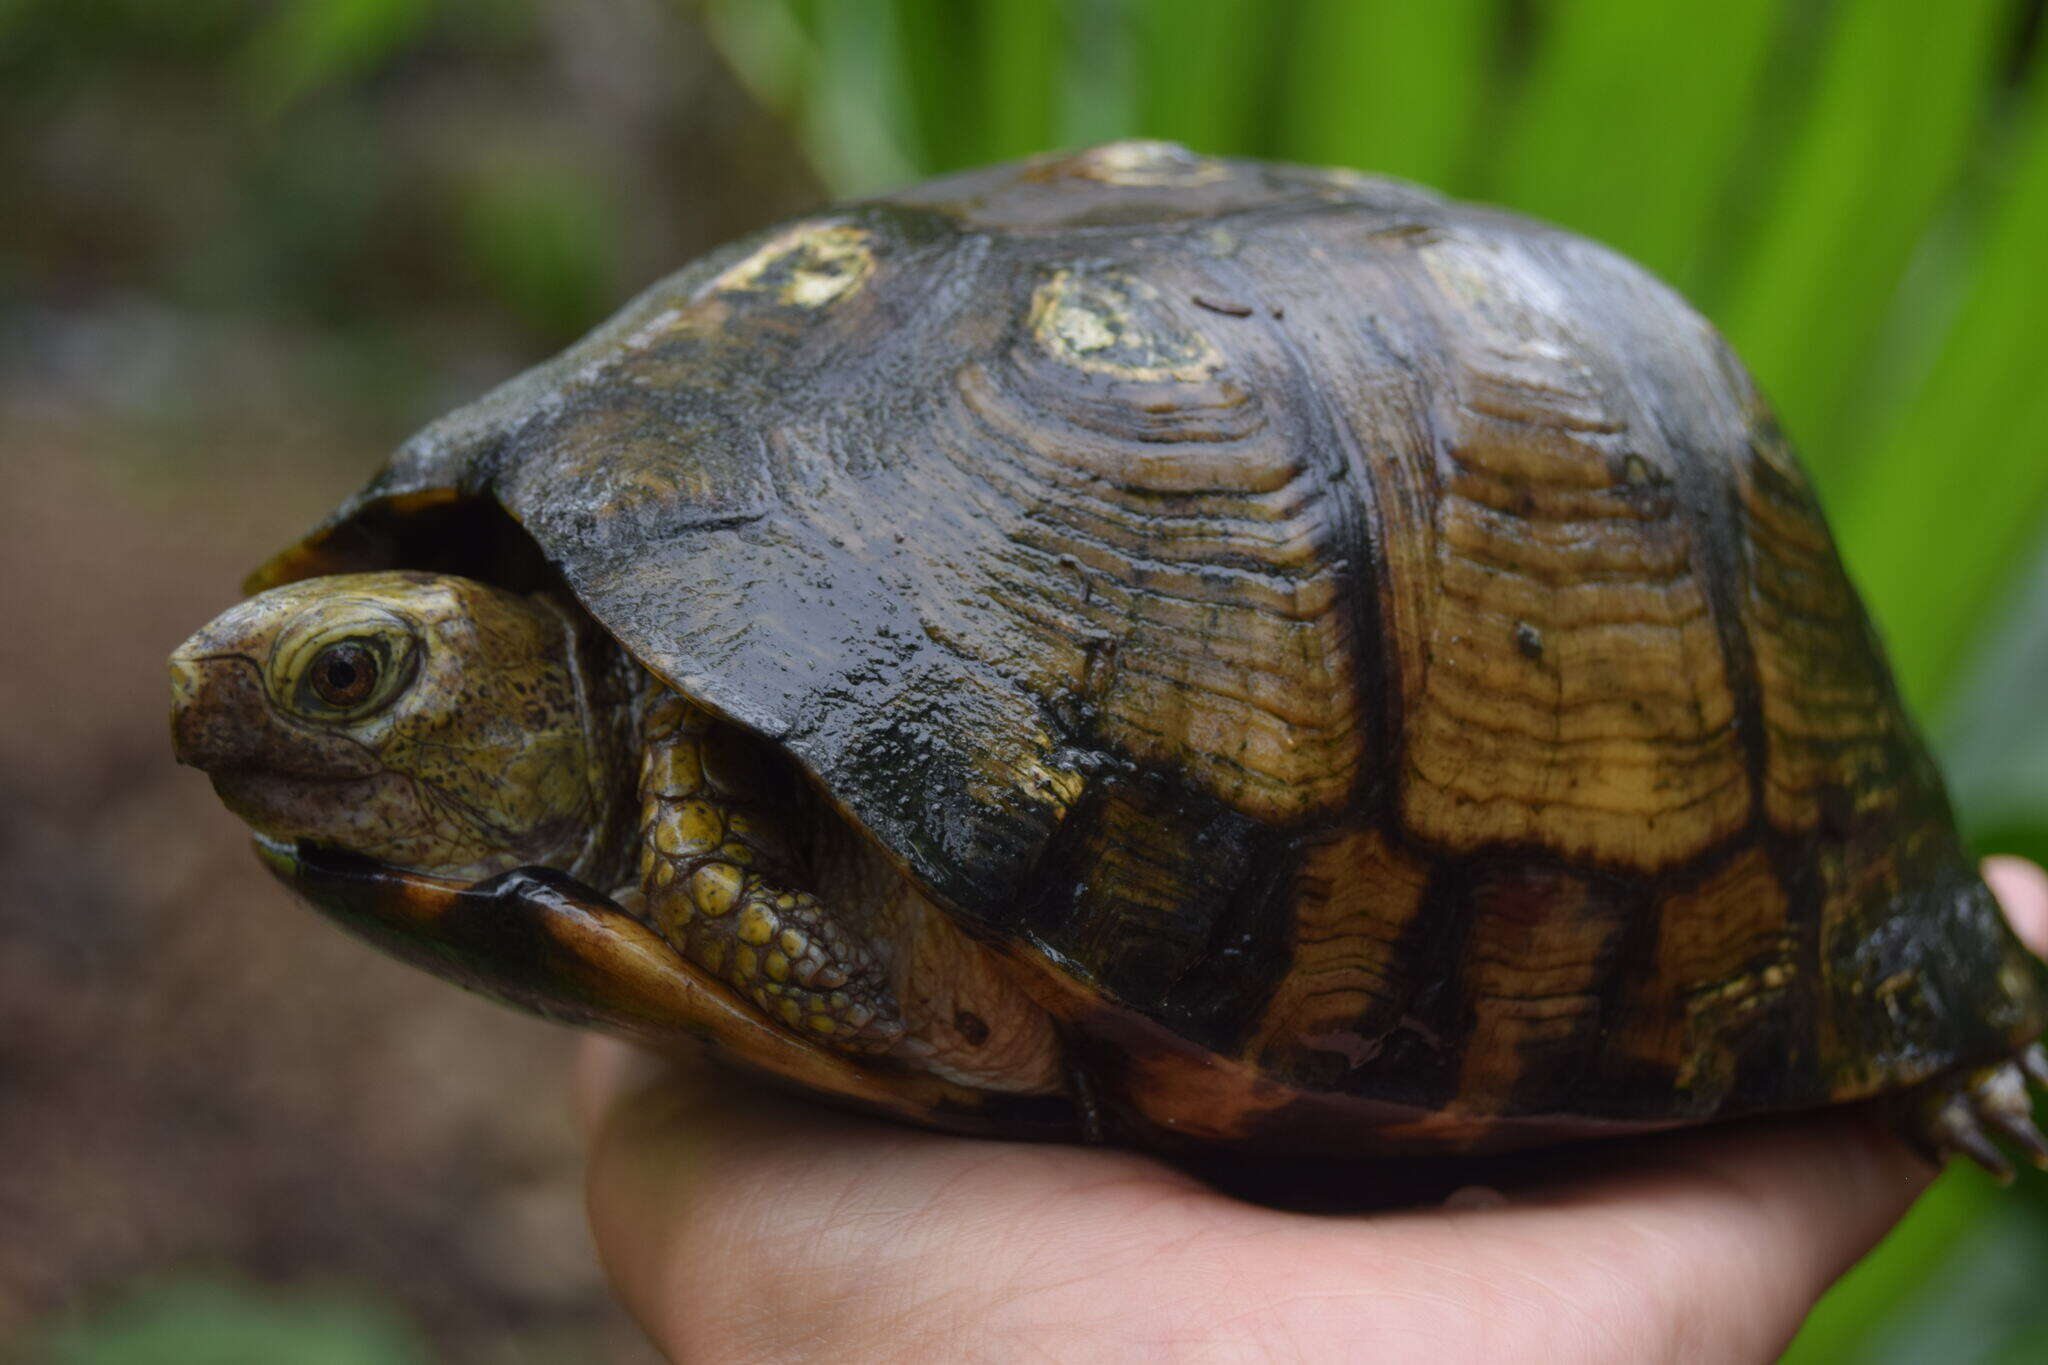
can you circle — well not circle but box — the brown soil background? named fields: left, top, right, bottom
left=0, top=5, right=818, bottom=1358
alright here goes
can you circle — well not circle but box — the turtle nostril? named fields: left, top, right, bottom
left=168, top=651, right=261, bottom=770
left=168, top=653, right=202, bottom=707
left=169, top=653, right=203, bottom=766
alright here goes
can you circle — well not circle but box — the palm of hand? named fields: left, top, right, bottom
left=578, top=858, right=2048, bottom=1363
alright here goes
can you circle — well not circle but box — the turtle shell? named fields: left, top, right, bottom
left=255, top=141, right=2048, bottom=1153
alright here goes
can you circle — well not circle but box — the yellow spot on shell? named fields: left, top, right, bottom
left=715, top=221, right=875, bottom=309
left=764, top=951, right=790, bottom=982
left=653, top=859, right=677, bottom=888
left=692, top=863, right=744, bottom=916
left=806, top=1015, right=836, bottom=1035
left=1067, top=139, right=1223, bottom=187
left=717, top=840, right=754, bottom=866
left=778, top=929, right=804, bottom=955
left=737, top=904, right=775, bottom=946
left=1028, top=269, right=1221, bottom=383
left=734, top=946, right=757, bottom=980
left=778, top=998, right=804, bottom=1026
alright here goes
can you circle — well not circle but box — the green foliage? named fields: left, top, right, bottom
left=27, top=1276, right=430, bottom=1365
left=237, top=0, right=435, bottom=119
left=455, top=159, right=622, bottom=342
left=1487, top=0, right=1782, bottom=292
left=1838, top=72, right=2048, bottom=711
left=1714, top=0, right=2017, bottom=493
left=1130, top=0, right=1280, bottom=155
left=1279, top=0, right=1494, bottom=191
left=893, top=1, right=1060, bottom=167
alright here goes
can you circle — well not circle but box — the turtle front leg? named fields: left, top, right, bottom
left=633, top=694, right=906, bottom=1054
left=1899, top=1044, right=2048, bottom=1181
left=645, top=865, right=906, bottom=1053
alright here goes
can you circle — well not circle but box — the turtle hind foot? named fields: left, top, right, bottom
left=1902, top=1044, right=2048, bottom=1183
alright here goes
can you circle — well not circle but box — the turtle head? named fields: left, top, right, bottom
left=171, top=571, right=628, bottom=883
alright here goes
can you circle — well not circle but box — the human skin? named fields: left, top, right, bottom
left=576, top=856, right=2048, bottom=1363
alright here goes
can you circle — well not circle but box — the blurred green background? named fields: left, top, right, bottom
left=5, top=0, right=2048, bottom=1359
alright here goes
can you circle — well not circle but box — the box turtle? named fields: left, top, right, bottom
left=171, top=141, right=2048, bottom=1174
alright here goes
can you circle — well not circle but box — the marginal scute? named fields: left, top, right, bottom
left=1252, top=827, right=1431, bottom=1074
left=1449, top=868, right=1637, bottom=1112
left=1639, top=848, right=1799, bottom=1106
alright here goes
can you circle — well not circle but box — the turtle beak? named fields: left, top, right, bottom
left=168, top=636, right=268, bottom=771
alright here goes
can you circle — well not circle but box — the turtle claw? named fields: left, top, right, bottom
left=2021, top=1042, right=2048, bottom=1091
left=1907, top=1056, right=2048, bottom=1183
left=1977, top=1064, right=2048, bottom=1170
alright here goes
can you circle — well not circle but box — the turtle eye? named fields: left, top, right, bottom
left=310, top=642, right=377, bottom=708
left=281, top=622, right=413, bottom=722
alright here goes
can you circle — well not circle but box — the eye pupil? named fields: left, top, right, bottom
left=310, top=643, right=377, bottom=708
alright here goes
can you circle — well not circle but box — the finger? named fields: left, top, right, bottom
left=1411, top=1110, right=1930, bottom=1362
left=579, top=1039, right=1203, bottom=1357
left=1073, top=1107, right=1931, bottom=1365
left=573, top=1033, right=672, bottom=1140
left=1984, top=855, right=2048, bottom=956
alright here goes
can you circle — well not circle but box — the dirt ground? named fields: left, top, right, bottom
left=0, top=413, right=668, bottom=1360
left=0, top=8, right=822, bottom=1354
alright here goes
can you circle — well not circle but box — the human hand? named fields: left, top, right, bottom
left=576, top=857, right=2048, bottom=1362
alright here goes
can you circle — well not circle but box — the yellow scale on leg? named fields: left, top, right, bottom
left=636, top=693, right=905, bottom=1053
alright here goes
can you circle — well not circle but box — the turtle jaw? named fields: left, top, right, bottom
left=171, top=647, right=405, bottom=856
left=171, top=647, right=516, bottom=880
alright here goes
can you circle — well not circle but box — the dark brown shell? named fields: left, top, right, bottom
left=257, top=142, right=2048, bottom=1152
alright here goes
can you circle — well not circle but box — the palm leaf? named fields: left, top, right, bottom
left=1714, top=0, right=2017, bottom=490
left=1276, top=0, right=1497, bottom=190
left=1485, top=0, right=1781, bottom=293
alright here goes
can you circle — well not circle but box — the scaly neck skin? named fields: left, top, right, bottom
left=546, top=599, right=648, bottom=893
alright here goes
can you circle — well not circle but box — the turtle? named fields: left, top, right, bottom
left=170, top=140, right=2048, bottom=1175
